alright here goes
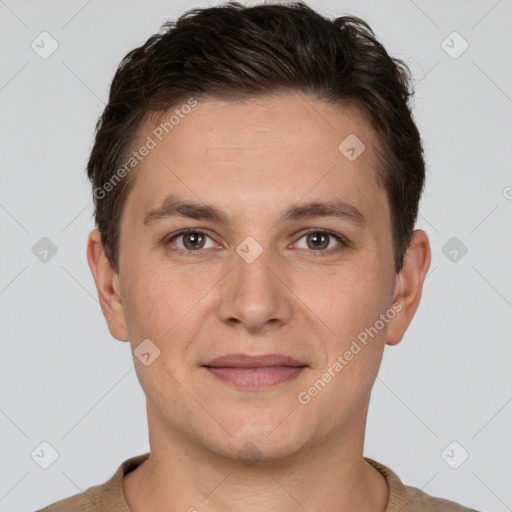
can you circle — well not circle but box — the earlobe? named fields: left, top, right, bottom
left=86, top=229, right=130, bottom=342
left=386, top=229, right=431, bottom=347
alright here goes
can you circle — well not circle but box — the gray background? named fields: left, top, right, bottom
left=1, top=0, right=511, bottom=510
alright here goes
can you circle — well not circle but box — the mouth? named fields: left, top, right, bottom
left=202, top=353, right=308, bottom=389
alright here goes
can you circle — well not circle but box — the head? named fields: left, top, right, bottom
left=87, top=2, right=430, bottom=462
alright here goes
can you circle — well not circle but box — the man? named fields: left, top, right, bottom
left=38, top=1, right=479, bottom=511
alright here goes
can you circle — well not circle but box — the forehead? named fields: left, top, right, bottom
left=125, top=93, right=385, bottom=224
left=146, top=93, right=378, bottom=159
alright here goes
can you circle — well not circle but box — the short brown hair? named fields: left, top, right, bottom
left=87, top=1, right=425, bottom=274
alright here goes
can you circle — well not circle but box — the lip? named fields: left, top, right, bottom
left=203, top=353, right=307, bottom=368
left=202, top=353, right=308, bottom=390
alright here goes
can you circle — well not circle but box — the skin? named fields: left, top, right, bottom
left=87, top=92, right=431, bottom=512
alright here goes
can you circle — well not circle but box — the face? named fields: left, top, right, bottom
left=100, top=93, right=408, bottom=462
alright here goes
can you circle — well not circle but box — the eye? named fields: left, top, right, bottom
left=294, top=229, right=348, bottom=255
left=164, top=228, right=348, bottom=256
left=165, top=229, right=216, bottom=252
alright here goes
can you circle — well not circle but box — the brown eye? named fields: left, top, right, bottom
left=306, top=231, right=330, bottom=250
left=166, top=230, right=214, bottom=251
left=182, top=231, right=205, bottom=250
left=295, top=229, right=347, bottom=254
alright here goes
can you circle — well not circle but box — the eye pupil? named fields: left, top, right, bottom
left=184, top=232, right=205, bottom=250
left=307, top=232, right=329, bottom=250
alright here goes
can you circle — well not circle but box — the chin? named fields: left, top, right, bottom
left=199, top=409, right=309, bottom=464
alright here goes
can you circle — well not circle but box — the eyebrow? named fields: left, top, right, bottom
left=142, top=195, right=366, bottom=227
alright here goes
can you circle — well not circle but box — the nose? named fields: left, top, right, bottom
left=215, top=242, right=294, bottom=334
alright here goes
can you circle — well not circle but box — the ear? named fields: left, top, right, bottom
left=386, top=229, right=431, bottom=346
left=86, top=229, right=130, bottom=342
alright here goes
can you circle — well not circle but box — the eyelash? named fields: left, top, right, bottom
left=163, top=228, right=349, bottom=257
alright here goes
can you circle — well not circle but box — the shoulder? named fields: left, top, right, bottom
left=364, top=457, right=480, bottom=512
left=403, top=484, right=481, bottom=511
left=35, top=452, right=150, bottom=512
left=35, top=481, right=106, bottom=512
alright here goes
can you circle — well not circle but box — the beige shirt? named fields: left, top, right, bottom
left=37, top=452, right=479, bottom=511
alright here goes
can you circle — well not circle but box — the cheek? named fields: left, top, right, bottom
left=120, top=264, right=170, bottom=341
left=301, top=262, right=390, bottom=336
left=122, top=259, right=211, bottom=344
left=299, top=272, right=390, bottom=411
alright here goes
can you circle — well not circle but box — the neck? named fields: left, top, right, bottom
left=123, top=406, right=388, bottom=512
